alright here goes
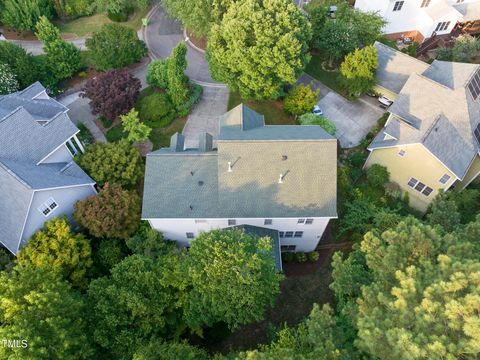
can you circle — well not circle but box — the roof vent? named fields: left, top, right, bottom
left=189, top=205, right=193, bottom=210
left=190, top=171, right=194, bottom=176
left=198, top=181, right=204, bottom=186
left=198, top=132, right=213, bottom=152
left=228, top=161, right=232, bottom=172
left=278, top=174, right=284, bottom=184
left=282, top=155, right=288, bottom=161
left=170, top=133, right=185, bottom=152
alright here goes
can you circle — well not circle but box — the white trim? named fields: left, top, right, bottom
left=460, top=169, right=480, bottom=190
left=16, top=191, right=35, bottom=254
left=73, top=134, right=85, bottom=153
left=33, top=182, right=96, bottom=192
left=143, top=216, right=338, bottom=221
left=35, top=130, right=80, bottom=165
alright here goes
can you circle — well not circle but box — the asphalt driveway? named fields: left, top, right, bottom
left=298, top=74, right=385, bottom=148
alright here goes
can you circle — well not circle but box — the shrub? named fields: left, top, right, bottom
left=296, top=252, right=307, bottom=263
left=282, top=252, right=295, bottom=263
left=81, top=68, right=141, bottom=121
left=366, top=164, right=389, bottom=188
left=137, top=91, right=175, bottom=127
left=85, top=24, right=147, bottom=71
left=0, top=64, right=19, bottom=95
left=384, top=181, right=401, bottom=199
left=121, top=108, right=151, bottom=143
left=299, top=113, right=336, bottom=135
left=74, top=182, right=141, bottom=240
left=284, top=84, right=318, bottom=116
left=64, top=0, right=95, bottom=17
left=146, top=59, right=168, bottom=89
left=349, top=151, right=368, bottom=168
left=175, top=83, right=203, bottom=117
left=307, top=251, right=320, bottom=262
left=77, top=124, right=94, bottom=145
left=99, top=115, right=113, bottom=129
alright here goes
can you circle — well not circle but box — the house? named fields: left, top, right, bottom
left=142, top=104, right=337, bottom=254
left=0, top=82, right=96, bottom=254
left=355, top=0, right=480, bottom=43
left=365, top=42, right=480, bottom=211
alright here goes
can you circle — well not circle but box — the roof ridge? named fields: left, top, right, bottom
left=0, top=106, right=23, bottom=123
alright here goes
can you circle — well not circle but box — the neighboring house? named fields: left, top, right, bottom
left=355, top=0, right=480, bottom=42
left=0, top=82, right=96, bottom=254
left=142, top=104, right=337, bottom=254
left=365, top=42, right=480, bottom=211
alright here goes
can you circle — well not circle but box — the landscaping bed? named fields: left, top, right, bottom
left=186, top=29, right=207, bottom=51
left=305, top=52, right=348, bottom=97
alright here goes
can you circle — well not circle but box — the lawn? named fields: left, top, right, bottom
left=56, top=6, right=150, bottom=37
left=305, top=53, right=346, bottom=95
left=228, top=92, right=296, bottom=125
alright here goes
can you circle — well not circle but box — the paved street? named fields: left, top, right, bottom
left=298, top=74, right=384, bottom=148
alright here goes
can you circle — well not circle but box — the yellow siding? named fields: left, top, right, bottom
left=365, top=144, right=456, bottom=212
left=373, top=85, right=398, bottom=101
left=456, top=155, right=480, bottom=189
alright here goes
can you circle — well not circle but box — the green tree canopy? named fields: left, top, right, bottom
left=0, top=63, right=19, bottom=95
left=299, top=113, right=336, bottom=135
left=74, top=182, right=141, bottom=240
left=437, top=34, right=480, bottom=63
left=85, top=24, right=147, bottom=71
left=75, top=139, right=144, bottom=187
left=88, top=254, right=183, bottom=358
left=133, top=339, right=209, bottom=360
left=121, top=108, right=152, bottom=143
left=16, top=217, right=93, bottom=289
left=284, top=84, right=319, bottom=116
left=0, top=265, right=92, bottom=359
left=207, top=0, right=312, bottom=100
left=166, top=43, right=189, bottom=107
left=1, top=0, right=54, bottom=31
left=339, top=45, right=378, bottom=97
left=180, top=229, right=283, bottom=330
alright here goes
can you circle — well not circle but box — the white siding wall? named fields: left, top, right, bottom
left=20, top=185, right=96, bottom=251
left=41, top=143, right=73, bottom=164
left=355, top=0, right=464, bottom=38
left=147, top=217, right=331, bottom=252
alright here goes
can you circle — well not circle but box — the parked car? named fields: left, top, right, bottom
left=378, top=96, right=394, bottom=107
left=312, top=105, right=323, bottom=116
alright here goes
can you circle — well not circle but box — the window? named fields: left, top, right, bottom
left=305, top=219, right=314, bottom=225
left=228, top=219, right=236, bottom=226
left=468, top=70, right=480, bottom=100
left=439, top=174, right=451, bottom=184
left=393, top=1, right=404, bottom=11
left=457, top=0, right=464, bottom=3
left=279, top=231, right=285, bottom=238
left=264, top=219, right=272, bottom=225
left=420, top=0, right=430, bottom=7
left=37, top=197, right=58, bottom=217
left=281, top=245, right=296, bottom=252
left=186, top=232, right=194, bottom=239
left=422, top=187, right=433, bottom=196
left=474, top=123, right=480, bottom=145
left=297, top=218, right=305, bottom=224
left=398, top=149, right=406, bottom=157
left=435, top=21, right=450, bottom=32
left=414, top=182, right=426, bottom=192
left=285, top=231, right=294, bottom=238
left=195, top=219, right=207, bottom=224
left=294, top=231, right=303, bottom=238
left=407, top=177, right=418, bottom=188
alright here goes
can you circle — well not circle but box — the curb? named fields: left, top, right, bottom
left=142, top=1, right=161, bottom=60
left=183, top=28, right=206, bottom=54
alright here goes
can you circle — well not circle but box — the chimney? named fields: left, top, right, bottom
left=278, top=174, right=284, bottom=184
left=198, top=132, right=213, bottom=152
left=227, top=161, right=232, bottom=172
left=170, top=133, right=185, bottom=152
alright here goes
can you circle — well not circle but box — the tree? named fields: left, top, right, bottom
left=299, top=113, right=336, bottom=135
left=133, top=340, right=209, bottom=360
left=121, top=108, right=152, bottom=143
left=81, top=68, right=141, bottom=121
left=207, top=0, right=312, bottom=100
left=74, top=182, right=141, bottom=240
left=127, top=224, right=173, bottom=259
left=0, top=265, right=92, bottom=359
left=166, top=43, right=189, bottom=107
left=437, top=34, right=480, bottom=63
left=340, top=45, right=378, bottom=97
left=35, top=16, right=81, bottom=80
left=283, top=84, right=319, bottom=116
left=0, top=63, right=19, bottom=95
left=366, top=163, right=389, bottom=188
left=88, top=254, right=182, bottom=357
left=16, top=217, right=93, bottom=289
left=180, top=229, right=283, bottom=330
left=161, top=0, right=213, bottom=36
left=316, top=20, right=359, bottom=66
left=426, top=190, right=461, bottom=233
left=85, top=24, right=147, bottom=71
left=76, top=140, right=144, bottom=187
left=1, top=0, right=54, bottom=31
left=146, top=59, right=169, bottom=89
left=355, top=217, right=480, bottom=359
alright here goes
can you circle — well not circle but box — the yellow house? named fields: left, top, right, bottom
left=366, top=43, right=480, bottom=212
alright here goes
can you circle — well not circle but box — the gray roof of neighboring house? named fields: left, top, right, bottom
left=369, top=59, right=480, bottom=179
left=142, top=105, right=337, bottom=220
left=0, top=83, right=94, bottom=254
left=374, top=42, right=430, bottom=94
left=231, top=225, right=282, bottom=271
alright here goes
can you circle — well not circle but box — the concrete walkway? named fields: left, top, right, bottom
left=10, top=38, right=86, bottom=55
left=298, top=73, right=384, bottom=148
left=182, top=86, right=229, bottom=148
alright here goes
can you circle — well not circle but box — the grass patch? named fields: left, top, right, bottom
left=305, top=53, right=347, bottom=96
left=56, top=6, right=150, bottom=37
left=149, top=116, right=188, bottom=150
left=228, top=92, right=296, bottom=125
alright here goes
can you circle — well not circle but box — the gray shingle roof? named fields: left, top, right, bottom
left=374, top=42, right=430, bottom=94
left=143, top=105, right=338, bottom=220
left=369, top=60, right=480, bottom=179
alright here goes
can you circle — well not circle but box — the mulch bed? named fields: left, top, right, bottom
left=186, top=29, right=207, bottom=51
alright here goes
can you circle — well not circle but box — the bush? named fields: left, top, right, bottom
left=175, top=83, right=203, bottom=117
left=64, top=0, right=95, bottom=17
left=137, top=91, right=175, bottom=127
left=107, top=7, right=132, bottom=22
left=282, top=252, right=295, bottom=263
left=307, top=251, right=319, bottom=262
left=0, top=64, right=19, bottom=95
left=296, top=252, right=307, bottom=263
left=284, top=84, right=318, bottom=116
left=146, top=59, right=168, bottom=89
left=349, top=151, right=368, bottom=168
left=99, top=115, right=113, bottom=129
left=366, top=164, right=389, bottom=188
left=299, top=113, right=336, bottom=135
left=384, top=181, right=401, bottom=199
left=77, top=124, right=94, bottom=145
